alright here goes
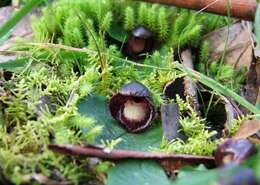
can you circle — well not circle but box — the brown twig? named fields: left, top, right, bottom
left=181, top=49, right=200, bottom=113
left=48, top=144, right=216, bottom=171
left=137, top=0, right=258, bottom=21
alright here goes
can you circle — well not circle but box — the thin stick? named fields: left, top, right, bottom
left=137, top=0, right=258, bottom=20
left=48, top=144, right=215, bottom=168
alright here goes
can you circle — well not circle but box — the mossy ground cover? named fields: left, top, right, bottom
left=0, top=0, right=258, bottom=184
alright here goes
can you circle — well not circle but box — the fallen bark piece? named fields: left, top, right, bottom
left=161, top=103, right=180, bottom=141
left=181, top=49, right=200, bottom=112
left=137, top=0, right=257, bottom=21
left=48, top=144, right=215, bottom=170
left=163, top=49, right=199, bottom=112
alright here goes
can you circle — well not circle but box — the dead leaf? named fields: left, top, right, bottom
left=0, top=13, right=34, bottom=51
left=233, top=120, right=260, bottom=139
left=254, top=51, right=260, bottom=108
left=0, top=6, right=39, bottom=63
left=256, top=88, right=260, bottom=106
left=256, top=58, right=260, bottom=87
left=0, top=6, right=13, bottom=26
left=240, top=58, right=260, bottom=114
left=203, top=22, right=253, bottom=70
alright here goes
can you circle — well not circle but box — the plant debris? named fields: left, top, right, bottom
left=233, top=120, right=260, bottom=142
left=203, top=22, right=254, bottom=70
left=48, top=144, right=216, bottom=171
left=161, top=103, right=181, bottom=142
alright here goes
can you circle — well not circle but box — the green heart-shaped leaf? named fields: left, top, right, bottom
left=78, top=94, right=162, bottom=151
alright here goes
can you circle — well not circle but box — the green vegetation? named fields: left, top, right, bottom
left=157, top=96, right=221, bottom=156
left=0, top=0, right=258, bottom=184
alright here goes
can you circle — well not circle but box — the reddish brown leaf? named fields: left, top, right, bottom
left=233, top=120, right=260, bottom=139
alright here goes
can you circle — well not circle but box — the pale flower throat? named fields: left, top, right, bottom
left=123, top=100, right=146, bottom=121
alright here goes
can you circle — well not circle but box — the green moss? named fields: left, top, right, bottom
left=155, top=96, right=221, bottom=156
left=32, top=0, right=227, bottom=50
left=0, top=65, right=101, bottom=184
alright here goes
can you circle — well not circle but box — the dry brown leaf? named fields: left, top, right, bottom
left=233, top=120, right=260, bottom=139
left=203, top=22, right=253, bottom=69
left=0, top=14, right=34, bottom=51
left=256, top=60, right=260, bottom=106
left=0, top=6, right=13, bottom=26
left=256, top=88, right=260, bottom=105
left=0, top=6, right=38, bottom=63
left=256, top=59, right=260, bottom=86
left=238, top=57, right=260, bottom=114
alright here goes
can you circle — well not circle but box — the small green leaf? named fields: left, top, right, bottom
left=78, top=94, right=125, bottom=140
left=78, top=94, right=162, bottom=151
left=0, top=58, right=28, bottom=70
left=0, top=0, right=43, bottom=39
left=108, top=21, right=128, bottom=43
left=107, top=160, right=172, bottom=185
